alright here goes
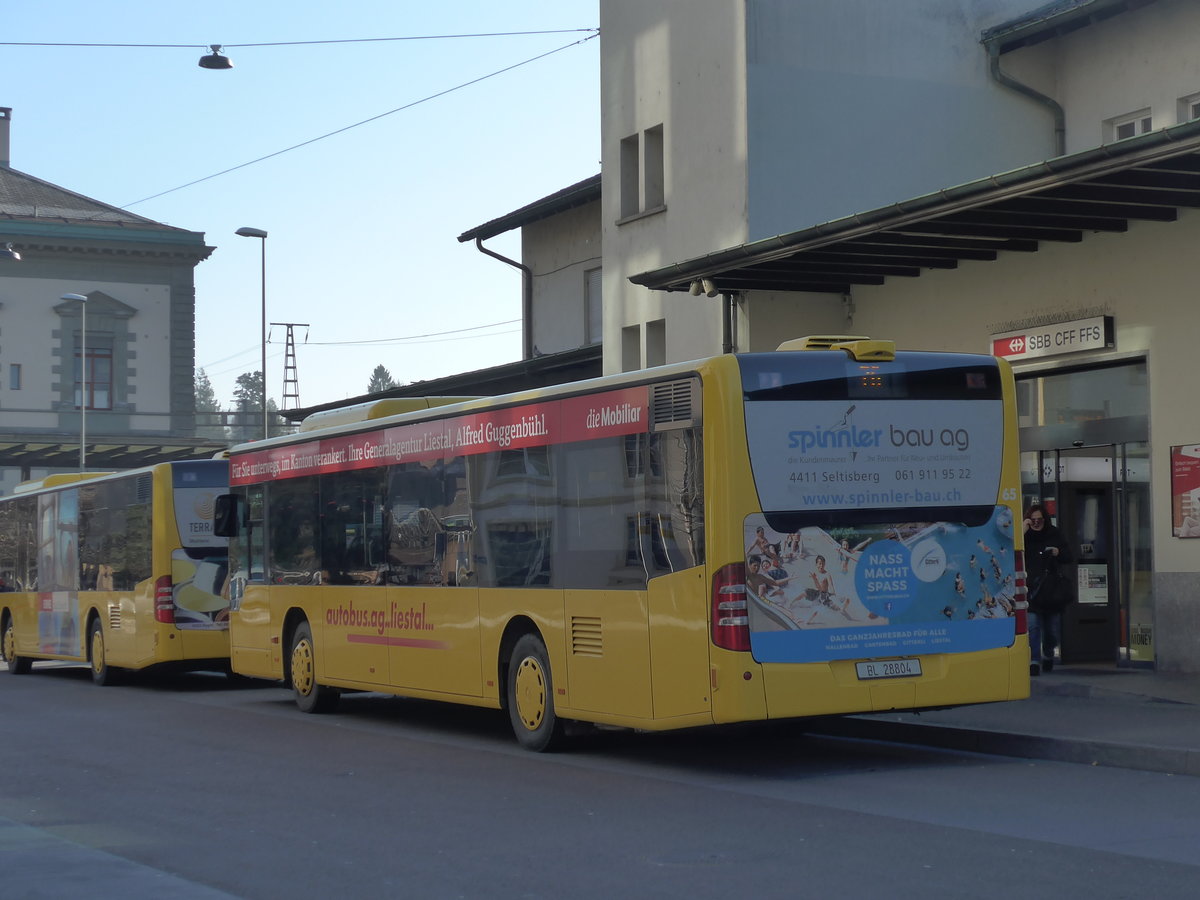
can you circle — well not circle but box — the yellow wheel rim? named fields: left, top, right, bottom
left=513, top=655, right=547, bottom=732
left=292, top=638, right=315, bottom=696
left=3, top=625, right=13, bottom=662
left=91, top=627, right=105, bottom=674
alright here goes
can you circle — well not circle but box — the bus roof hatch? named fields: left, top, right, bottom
left=776, top=335, right=896, bottom=361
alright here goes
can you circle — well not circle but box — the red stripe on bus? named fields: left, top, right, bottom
left=346, top=634, right=450, bottom=650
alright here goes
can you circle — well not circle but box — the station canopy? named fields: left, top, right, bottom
left=0, top=439, right=225, bottom=473
left=631, top=120, right=1200, bottom=296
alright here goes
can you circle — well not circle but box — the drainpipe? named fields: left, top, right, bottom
left=986, top=42, right=1065, bottom=157
left=721, top=292, right=738, bottom=354
left=473, top=237, right=533, bottom=359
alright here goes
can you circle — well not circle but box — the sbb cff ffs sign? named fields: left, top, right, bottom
left=991, top=316, right=1113, bottom=361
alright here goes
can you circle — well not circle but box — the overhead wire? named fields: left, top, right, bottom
left=304, top=319, right=521, bottom=346
left=119, top=32, right=599, bottom=208
left=198, top=319, right=521, bottom=373
left=0, top=29, right=597, bottom=49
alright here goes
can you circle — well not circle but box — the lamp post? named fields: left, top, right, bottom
left=235, top=227, right=269, bottom=440
left=61, top=293, right=89, bottom=471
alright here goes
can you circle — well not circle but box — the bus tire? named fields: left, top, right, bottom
left=506, top=633, right=565, bottom=752
left=290, top=621, right=338, bottom=714
left=3, top=615, right=32, bottom=675
left=89, top=618, right=121, bottom=686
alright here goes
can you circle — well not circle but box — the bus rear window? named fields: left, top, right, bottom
left=740, top=352, right=1002, bottom=402
left=739, top=353, right=1006, bottom=519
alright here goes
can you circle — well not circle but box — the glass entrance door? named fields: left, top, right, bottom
left=1023, top=443, right=1152, bottom=667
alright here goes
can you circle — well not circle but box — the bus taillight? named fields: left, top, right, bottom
left=711, top=562, right=751, bottom=651
left=1012, top=550, right=1028, bottom=635
left=155, top=575, right=176, bottom=624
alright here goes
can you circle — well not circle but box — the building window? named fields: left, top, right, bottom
left=8, top=363, right=18, bottom=390
left=1108, top=109, right=1152, bottom=141
left=76, top=348, right=113, bottom=410
left=621, top=324, right=640, bottom=373
left=620, top=133, right=640, bottom=219
left=646, top=318, right=666, bottom=368
left=585, top=267, right=603, bottom=345
left=618, top=124, right=666, bottom=221
left=1178, top=93, right=1200, bottom=123
left=644, top=125, right=665, bottom=210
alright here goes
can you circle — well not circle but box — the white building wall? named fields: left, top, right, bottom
left=601, top=0, right=749, bottom=373
left=600, top=0, right=1064, bottom=375
left=744, top=0, right=1050, bottom=241
left=523, top=202, right=603, bottom=355
left=1002, top=0, right=1200, bottom=153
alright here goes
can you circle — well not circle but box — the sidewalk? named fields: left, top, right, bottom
left=810, top=664, right=1200, bottom=776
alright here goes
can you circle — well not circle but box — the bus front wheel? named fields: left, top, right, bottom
left=89, top=618, right=121, bottom=686
left=290, top=621, right=338, bottom=714
left=3, top=616, right=32, bottom=675
left=506, top=634, right=565, bottom=752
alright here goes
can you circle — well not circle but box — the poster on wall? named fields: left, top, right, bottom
left=1170, top=444, right=1200, bottom=537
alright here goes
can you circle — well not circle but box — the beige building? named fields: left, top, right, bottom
left=0, top=107, right=221, bottom=493
left=592, top=0, right=1200, bottom=671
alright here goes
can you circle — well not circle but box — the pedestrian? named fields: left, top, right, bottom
left=1023, top=503, right=1071, bottom=675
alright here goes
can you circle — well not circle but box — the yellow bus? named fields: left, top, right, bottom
left=1, top=460, right=231, bottom=683
left=215, top=337, right=1029, bottom=750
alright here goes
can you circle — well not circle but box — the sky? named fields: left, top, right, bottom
left=1, top=1, right=600, bottom=410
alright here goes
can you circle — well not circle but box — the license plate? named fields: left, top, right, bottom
left=856, top=659, right=922, bottom=680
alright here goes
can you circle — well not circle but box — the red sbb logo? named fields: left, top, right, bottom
left=992, top=335, right=1027, bottom=357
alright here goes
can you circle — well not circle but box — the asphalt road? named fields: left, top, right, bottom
left=3, top=663, right=1199, bottom=899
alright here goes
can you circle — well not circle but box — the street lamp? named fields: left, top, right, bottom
left=235, top=227, right=269, bottom=440
left=61, top=293, right=89, bottom=471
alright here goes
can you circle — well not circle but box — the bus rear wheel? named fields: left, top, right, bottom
left=290, top=621, right=338, bottom=714
left=3, top=616, right=32, bottom=675
left=89, top=618, right=121, bottom=686
left=506, top=634, right=565, bottom=752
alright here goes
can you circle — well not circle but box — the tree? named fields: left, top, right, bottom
left=194, top=369, right=226, bottom=440
left=367, top=364, right=398, bottom=394
left=231, top=370, right=285, bottom=441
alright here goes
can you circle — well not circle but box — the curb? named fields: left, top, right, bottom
left=808, top=715, right=1200, bottom=777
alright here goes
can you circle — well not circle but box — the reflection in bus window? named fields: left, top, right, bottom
left=269, top=476, right=319, bottom=585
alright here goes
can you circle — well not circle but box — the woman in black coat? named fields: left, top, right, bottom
left=1024, top=503, right=1071, bottom=675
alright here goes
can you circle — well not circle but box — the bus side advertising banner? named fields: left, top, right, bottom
left=230, top=387, right=650, bottom=486
left=744, top=399, right=1005, bottom=512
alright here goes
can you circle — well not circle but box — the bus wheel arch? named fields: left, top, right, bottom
left=280, top=608, right=309, bottom=685
left=504, top=628, right=565, bottom=752
left=2, top=610, right=32, bottom=675
left=87, top=613, right=120, bottom=686
left=496, top=616, right=540, bottom=706
left=288, top=617, right=339, bottom=714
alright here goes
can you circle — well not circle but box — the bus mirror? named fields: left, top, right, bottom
left=213, top=494, right=242, bottom=537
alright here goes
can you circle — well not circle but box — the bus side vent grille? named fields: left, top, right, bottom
left=135, top=474, right=152, bottom=504
left=108, top=605, right=122, bottom=631
left=570, top=616, right=603, bottom=657
left=650, top=379, right=698, bottom=431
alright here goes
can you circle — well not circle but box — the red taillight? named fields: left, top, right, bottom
left=711, top=562, right=751, bottom=651
left=155, top=575, right=175, bottom=624
left=1012, top=549, right=1027, bottom=635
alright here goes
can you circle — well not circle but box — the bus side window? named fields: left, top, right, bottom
left=245, top=486, right=266, bottom=583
